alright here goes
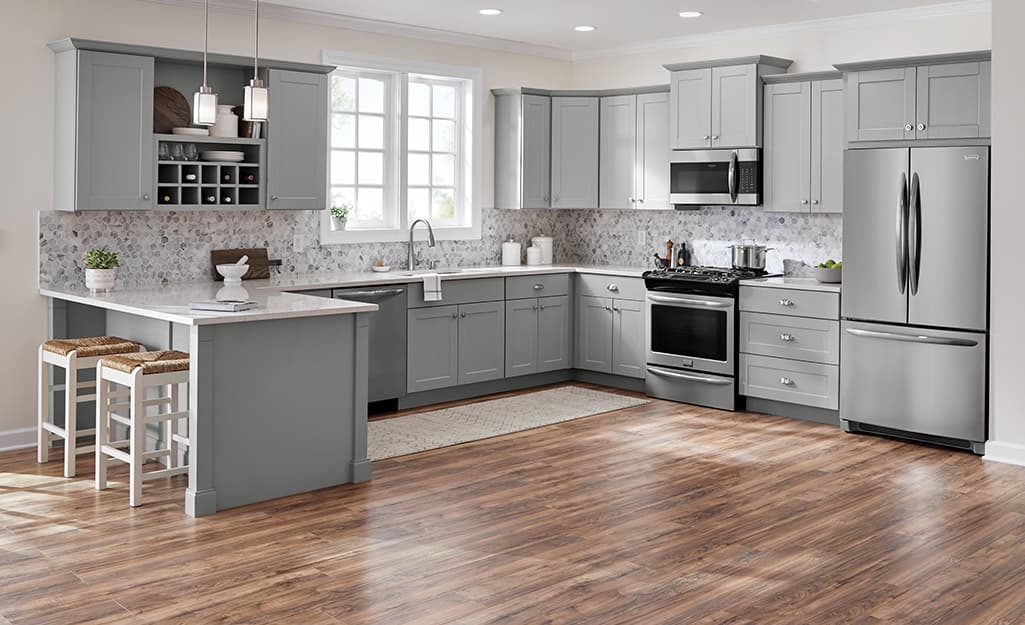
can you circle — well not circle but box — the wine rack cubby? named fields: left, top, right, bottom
left=154, top=135, right=265, bottom=209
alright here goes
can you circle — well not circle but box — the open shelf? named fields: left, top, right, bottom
left=154, top=133, right=264, bottom=146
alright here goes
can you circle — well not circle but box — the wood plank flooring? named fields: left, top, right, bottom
left=2, top=382, right=1025, bottom=624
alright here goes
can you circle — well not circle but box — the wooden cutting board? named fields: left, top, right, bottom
left=210, top=248, right=281, bottom=280
left=154, top=86, right=191, bottom=134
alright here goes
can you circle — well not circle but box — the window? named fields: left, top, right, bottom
left=321, top=53, right=482, bottom=244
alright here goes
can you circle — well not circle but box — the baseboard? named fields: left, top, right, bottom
left=983, top=440, right=1025, bottom=467
left=0, top=427, right=36, bottom=452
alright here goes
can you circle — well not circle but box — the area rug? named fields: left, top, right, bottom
left=369, top=385, right=649, bottom=460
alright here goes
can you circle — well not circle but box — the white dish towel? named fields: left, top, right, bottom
left=422, top=273, right=443, bottom=301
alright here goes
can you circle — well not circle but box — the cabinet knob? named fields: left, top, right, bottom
left=702, top=135, right=710, bottom=141
left=711, top=135, right=719, bottom=140
left=612, top=306, right=620, bottom=312
left=142, top=194, right=150, bottom=201
left=543, top=195, right=549, bottom=203
left=532, top=305, right=538, bottom=310
left=780, top=377, right=795, bottom=386
left=917, top=123, right=926, bottom=131
left=539, top=305, right=545, bottom=310
left=533, top=284, right=544, bottom=290
left=780, top=333, right=795, bottom=342
left=811, top=199, right=819, bottom=205
left=628, top=197, right=635, bottom=203
left=801, top=199, right=809, bottom=205
left=779, top=298, right=795, bottom=307
left=460, top=312, right=466, bottom=318
left=604, top=306, right=612, bottom=312
left=637, top=198, right=644, bottom=203
left=905, top=123, right=914, bottom=132
left=452, top=313, right=458, bottom=318
left=606, top=284, right=619, bottom=292
left=270, top=195, right=278, bottom=201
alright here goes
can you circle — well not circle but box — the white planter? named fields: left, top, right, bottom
left=330, top=216, right=347, bottom=231
left=85, top=268, right=116, bottom=293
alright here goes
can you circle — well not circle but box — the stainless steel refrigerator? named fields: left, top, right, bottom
left=841, top=146, right=989, bottom=453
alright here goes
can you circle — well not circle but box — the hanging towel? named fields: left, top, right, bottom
left=422, top=273, right=443, bottom=301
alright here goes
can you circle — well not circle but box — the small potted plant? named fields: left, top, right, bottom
left=330, top=202, right=352, bottom=231
left=83, top=247, right=119, bottom=294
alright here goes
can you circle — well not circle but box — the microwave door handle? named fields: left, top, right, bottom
left=728, top=152, right=739, bottom=203
left=896, top=172, right=909, bottom=295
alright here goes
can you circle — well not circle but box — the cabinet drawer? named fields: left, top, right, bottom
left=740, top=286, right=839, bottom=319
left=740, top=353, right=838, bottom=410
left=740, top=312, right=839, bottom=365
left=577, top=274, right=645, bottom=301
left=408, top=277, right=505, bottom=308
left=506, top=273, right=571, bottom=300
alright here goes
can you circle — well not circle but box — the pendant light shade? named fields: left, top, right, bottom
left=192, top=0, right=218, bottom=126
left=243, top=0, right=269, bottom=121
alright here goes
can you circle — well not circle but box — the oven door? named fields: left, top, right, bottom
left=669, top=149, right=760, bottom=206
left=646, top=291, right=734, bottom=376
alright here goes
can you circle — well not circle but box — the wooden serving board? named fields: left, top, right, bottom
left=210, top=248, right=281, bottom=281
left=154, top=86, right=191, bottom=134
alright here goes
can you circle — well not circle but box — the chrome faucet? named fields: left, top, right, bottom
left=407, top=219, right=436, bottom=270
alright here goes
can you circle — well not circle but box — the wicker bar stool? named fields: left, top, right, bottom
left=39, top=336, right=143, bottom=477
left=95, top=350, right=191, bottom=507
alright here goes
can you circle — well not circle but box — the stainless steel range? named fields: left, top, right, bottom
left=643, top=266, right=772, bottom=410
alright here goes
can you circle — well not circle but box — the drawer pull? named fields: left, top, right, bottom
left=780, top=377, right=795, bottom=386
left=779, top=298, right=795, bottom=307
left=780, top=333, right=795, bottom=342
left=607, top=284, right=619, bottom=292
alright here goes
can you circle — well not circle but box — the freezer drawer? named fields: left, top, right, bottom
left=840, top=320, right=986, bottom=442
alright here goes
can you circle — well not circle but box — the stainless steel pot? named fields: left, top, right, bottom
left=729, top=241, right=774, bottom=270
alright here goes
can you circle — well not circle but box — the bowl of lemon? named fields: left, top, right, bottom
left=812, top=259, right=842, bottom=283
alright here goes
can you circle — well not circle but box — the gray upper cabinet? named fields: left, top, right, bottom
left=838, top=51, right=991, bottom=143
left=612, top=299, right=645, bottom=379
left=54, top=50, right=155, bottom=211
left=635, top=92, right=671, bottom=209
left=494, top=92, right=551, bottom=209
left=666, top=56, right=793, bottom=150
left=599, top=95, right=637, bottom=209
left=266, top=69, right=328, bottom=210
left=763, top=74, right=843, bottom=213
left=407, top=306, right=460, bottom=393
left=457, top=302, right=505, bottom=385
left=669, top=68, right=713, bottom=149
left=551, top=97, right=599, bottom=208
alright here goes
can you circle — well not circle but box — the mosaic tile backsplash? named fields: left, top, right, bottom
left=39, top=206, right=841, bottom=286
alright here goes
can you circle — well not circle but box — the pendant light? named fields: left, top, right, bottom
left=192, top=0, right=218, bottom=126
left=243, top=0, right=269, bottom=121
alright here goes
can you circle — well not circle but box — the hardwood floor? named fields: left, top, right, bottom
left=2, top=383, right=1025, bottom=624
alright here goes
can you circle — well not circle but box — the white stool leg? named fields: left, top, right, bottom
left=168, top=382, right=180, bottom=469
left=38, top=347, right=49, bottom=464
left=95, top=365, right=109, bottom=491
left=63, top=353, right=78, bottom=478
left=129, top=370, right=145, bottom=507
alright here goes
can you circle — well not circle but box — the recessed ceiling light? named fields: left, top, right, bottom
left=679, top=11, right=703, bottom=18
left=574, top=25, right=596, bottom=32
left=479, top=8, right=502, bottom=15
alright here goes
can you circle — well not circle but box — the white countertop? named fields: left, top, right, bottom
left=740, top=276, right=842, bottom=293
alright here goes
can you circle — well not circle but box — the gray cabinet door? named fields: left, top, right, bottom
left=76, top=51, right=154, bottom=210
left=505, top=299, right=539, bottom=377
left=612, top=299, right=646, bottom=379
left=457, top=302, right=505, bottom=385
left=763, top=81, right=811, bottom=213
left=599, top=95, right=636, bottom=209
left=916, top=62, right=991, bottom=140
left=845, top=68, right=917, bottom=142
left=266, top=69, right=328, bottom=210
left=635, top=92, right=671, bottom=209
left=551, top=97, right=599, bottom=208
left=711, top=64, right=758, bottom=148
left=407, top=305, right=459, bottom=393
left=521, top=94, right=552, bottom=208
left=670, top=68, right=712, bottom=149
left=539, top=295, right=572, bottom=372
left=576, top=296, right=614, bottom=373
left=811, top=79, right=845, bottom=214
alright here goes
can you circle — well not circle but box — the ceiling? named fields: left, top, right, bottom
left=254, top=0, right=986, bottom=57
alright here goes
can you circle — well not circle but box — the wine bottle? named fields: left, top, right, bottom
left=185, top=173, right=197, bottom=181
left=223, top=195, right=233, bottom=203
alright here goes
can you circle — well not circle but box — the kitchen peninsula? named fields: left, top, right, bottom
left=40, top=283, right=376, bottom=517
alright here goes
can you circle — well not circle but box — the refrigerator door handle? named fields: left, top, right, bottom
left=845, top=327, right=979, bottom=347
left=908, top=172, right=922, bottom=296
left=896, top=172, right=909, bottom=295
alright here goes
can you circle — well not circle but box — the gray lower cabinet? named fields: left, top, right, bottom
left=539, top=296, right=572, bottom=372
left=612, top=299, right=645, bottom=378
left=740, top=354, right=839, bottom=410
left=266, top=69, right=328, bottom=210
left=457, top=302, right=505, bottom=385
left=54, top=49, right=155, bottom=211
left=505, top=295, right=571, bottom=377
left=551, top=97, right=599, bottom=208
left=576, top=295, right=646, bottom=379
left=407, top=305, right=459, bottom=393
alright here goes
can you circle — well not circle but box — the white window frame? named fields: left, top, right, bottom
left=321, top=51, right=483, bottom=245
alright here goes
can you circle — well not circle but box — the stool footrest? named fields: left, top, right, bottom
left=109, top=413, right=132, bottom=428
left=171, top=433, right=190, bottom=447
left=41, top=422, right=66, bottom=438
left=100, top=445, right=131, bottom=464
left=143, top=410, right=188, bottom=425
left=142, top=466, right=189, bottom=481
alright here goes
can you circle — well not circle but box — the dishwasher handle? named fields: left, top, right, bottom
left=334, top=288, right=405, bottom=300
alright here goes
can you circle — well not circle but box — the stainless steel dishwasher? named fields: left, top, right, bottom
left=332, top=285, right=407, bottom=403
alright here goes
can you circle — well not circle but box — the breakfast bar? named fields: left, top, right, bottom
left=40, top=283, right=377, bottom=517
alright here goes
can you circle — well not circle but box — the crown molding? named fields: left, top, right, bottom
left=570, top=0, right=992, bottom=61
left=138, top=0, right=574, bottom=61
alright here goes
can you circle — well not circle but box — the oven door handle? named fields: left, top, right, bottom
left=647, top=294, right=732, bottom=308
left=646, top=366, right=733, bottom=386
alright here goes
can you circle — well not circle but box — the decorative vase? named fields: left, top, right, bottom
left=330, top=215, right=347, bottom=231
left=85, top=268, right=116, bottom=294
left=211, top=105, right=239, bottom=138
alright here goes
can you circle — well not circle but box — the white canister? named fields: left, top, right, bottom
left=531, top=235, right=554, bottom=265
left=501, top=237, right=522, bottom=266
left=211, top=105, right=239, bottom=138
left=526, top=245, right=542, bottom=266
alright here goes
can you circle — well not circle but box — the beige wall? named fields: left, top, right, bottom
left=0, top=0, right=571, bottom=437
left=987, top=0, right=1025, bottom=458
left=570, top=11, right=991, bottom=88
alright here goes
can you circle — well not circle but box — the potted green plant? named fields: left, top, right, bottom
left=83, top=247, right=119, bottom=294
left=330, top=202, right=351, bottom=231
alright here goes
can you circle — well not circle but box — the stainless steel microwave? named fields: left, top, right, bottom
left=670, top=149, right=761, bottom=206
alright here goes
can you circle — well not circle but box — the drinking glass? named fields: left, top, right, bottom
left=183, top=143, right=198, bottom=161
left=169, top=143, right=184, bottom=161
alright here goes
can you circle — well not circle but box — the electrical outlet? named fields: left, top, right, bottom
left=636, top=230, right=646, bottom=246
left=293, top=234, right=311, bottom=253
